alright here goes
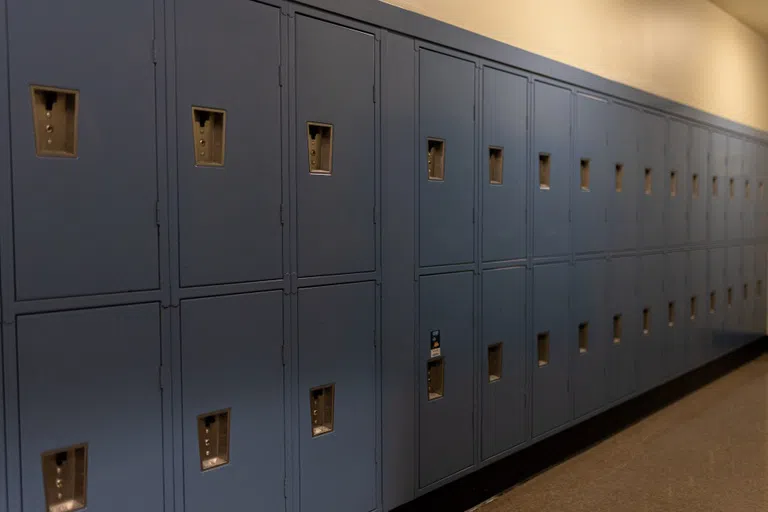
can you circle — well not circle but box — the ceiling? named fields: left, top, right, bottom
left=710, top=0, right=768, bottom=40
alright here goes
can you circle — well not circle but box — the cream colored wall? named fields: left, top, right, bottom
left=380, top=0, right=768, bottom=132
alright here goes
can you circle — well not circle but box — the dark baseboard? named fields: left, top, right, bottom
left=393, top=337, right=767, bottom=512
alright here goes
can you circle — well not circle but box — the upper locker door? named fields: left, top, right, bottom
left=710, top=132, right=728, bottom=243
left=8, top=0, right=159, bottom=299
left=726, top=136, right=744, bottom=241
left=295, top=16, right=376, bottom=277
left=482, top=68, right=527, bottom=263
left=420, top=50, right=475, bottom=268
left=533, top=82, right=571, bottom=258
left=689, top=126, right=709, bottom=244
left=666, top=120, right=689, bottom=246
left=742, top=141, right=756, bottom=241
left=609, top=104, right=639, bottom=251
left=176, top=0, right=282, bottom=287
left=638, top=112, right=665, bottom=249
left=572, top=93, right=608, bottom=254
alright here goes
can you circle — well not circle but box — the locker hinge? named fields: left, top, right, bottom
left=283, top=478, right=288, bottom=499
left=473, top=104, right=475, bottom=121
left=278, top=65, right=283, bottom=87
left=155, top=201, right=161, bottom=227
left=373, top=84, right=376, bottom=103
left=373, top=329, right=376, bottom=347
left=373, top=206, right=377, bottom=225
left=472, top=207, right=476, bottom=224
left=281, top=343, right=286, bottom=366
left=152, top=39, right=158, bottom=64
left=158, top=365, right=165, bottom=391
left=568, top=209, right=572, bottom=222
left=523, top=393, right=527, bottom=410
left=280, top=204, right=285, bottom=225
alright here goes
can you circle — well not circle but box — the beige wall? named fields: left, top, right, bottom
left=380, top=0, right=768, bottom=132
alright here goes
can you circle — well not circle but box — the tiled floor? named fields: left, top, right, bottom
left=473, top=355, right=768, bottom=512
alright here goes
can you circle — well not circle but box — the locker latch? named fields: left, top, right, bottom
left=427, top=357, right=444, bottom=399
left=427, top=138, right=445, bottom=181
left=310, top=384, right=335, bottom=437
left=192, top=107, right=226, bottom=166
left=197, top=409, right=231, bottom=471
left=307, top=122, right=333, bottom=174
left=41, top=443, right=88, bottom=512
left=31, top=86, right=79, bottom=158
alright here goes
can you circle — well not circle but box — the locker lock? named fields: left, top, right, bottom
left=197, top=409, right=231, bottom=471
left=41, top=443, right=88, bottom=512
left=310, top=384, right=335, bottom=436
left=31, top=86, right=79, bottom=158
left=192, top=107, right=226, bottom=166
left=307, top=122, right=333, bottom=174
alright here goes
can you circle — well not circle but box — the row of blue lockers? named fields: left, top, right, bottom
left=0, top=1, right=767, bottom=512
left=1, top=0, right=767, bottom=303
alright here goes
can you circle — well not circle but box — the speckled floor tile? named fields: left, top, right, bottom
left=472, top=355, right=768, bottom=512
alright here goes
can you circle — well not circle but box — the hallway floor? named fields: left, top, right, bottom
left=472, top=355, right=768, bottom=512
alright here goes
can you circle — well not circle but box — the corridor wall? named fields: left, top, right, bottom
left=0, top=1, right=766, bottom=512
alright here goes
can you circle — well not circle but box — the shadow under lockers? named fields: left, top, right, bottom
left=8, top=0, right=159, bottom=300
left=17, top=304, right=164, bottom=512
left=180, top=292, right=285, bottom=512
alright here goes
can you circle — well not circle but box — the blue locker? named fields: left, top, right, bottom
left=180, top=292, right=284, bottom=512
left=743, top=246, right=756, bottom=333
left=176, top=0, right=283, bottom=287
left=710, top=132, right=728, bottom=242
left=8, top=0, right=159, bottom=299
left=608, top=104, right=640, bottom=251
left=419, top=272, right=474, bottom=486
left=666, top=120, right=689, bottom=246
left=295, top=16, right=376, bottom=277
left=725, top=246, right=743, bottom=334
left=688, top=250, right=709, bottom=369
left=533, top=82, right=571, bottom=257
left=742, top=141, right=756, bottom=241
left=607, top=257, right=637, bottom=402
left=420, top=50, right=475, bottom=267
left=755, top=244, right=767, bottom=333
left=17, top=305, right=163, bottom=512
left=571, top=259, right=608, bottom=418
left=572, top=93, right=609, bottom=254
left=532, top=263, right=571, bottom=437
left=664, top=252, right=688, bottom=377
left=481, top=267, right=526, bottom=460
left=689, top=126, right=709, bottom=244
left=638, top=113, right=666, bottom=249
left=708, top=248, right=726, bottom=335
left=298, top=282, right=376, bottom=512
left=637, top=254, right=665, bottom=390
left=482, top=68, right=527, bottom=262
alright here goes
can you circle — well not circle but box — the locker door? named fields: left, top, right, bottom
left=180, top=292, right=284, bottom=512
left=571, top=259, right=608, bottom=418
left=638, top=113, right=666, bottom=249
left=609, top=104, right=639, bottom=251
left=726, top=177, right=744, bottom=241
left=710, top=132, right=727, bottom=242
left=18, top=305, right=163, bottom=512
left=607, top=257, right=638, bottom=402
left=666, top=120, right=689, bottom=246
left=298, top=282, right=376, bottom=512
left=755, top=244, right=767, bottom=333
left=664, top=252, right=688, bottom=377
left=572, top=93, right=608, bottom=254
left=532, top=263, right=571, bottom=437
left=689, top=126, right=709, bottom=244
left=481, top=267, right=526, bottom=460
left=637, top=254, right=665, bottom=391
left=419, top=272, right=474, bottom=486
left=742, top=141, right=756, bottom=241
left=743, top=246, right=756, bottom=333
left=177, top=0, right=282, bottom=287
left=533, top=82, right=571, bottom=257
left=9, top=0, right=159, bottom=299
left=295, top=17, right=376, bottom=277
left=420, top=50, right=475, bottom=267
left=725, top=246, right=743, bottom=333
left=759, top=145, right=768, bottom=238
left=689, top=250, right=709, bottom=369
left=709, top=248, right=726, bottom=335
left=482, top=68, right=527, bottom=262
